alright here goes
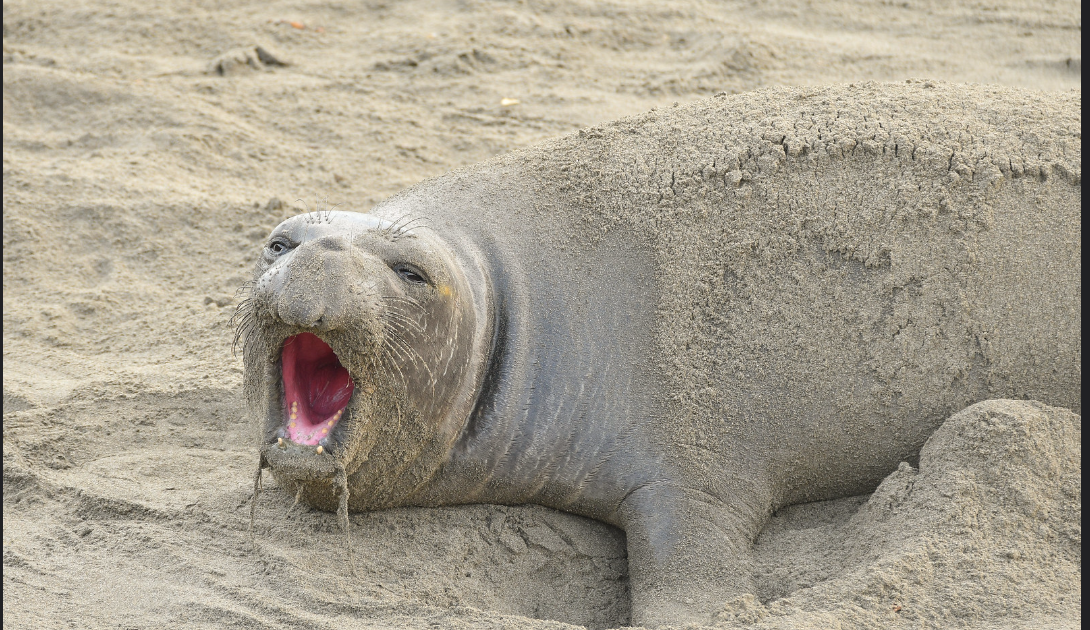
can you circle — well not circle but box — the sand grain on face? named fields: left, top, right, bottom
left=2, top=0, right=1080, bottom=629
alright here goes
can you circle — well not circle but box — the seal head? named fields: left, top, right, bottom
left=240, top=211, right=491, bottom=511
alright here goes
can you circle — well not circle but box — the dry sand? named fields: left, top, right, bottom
left=2, top=1, right=1081, bottom=629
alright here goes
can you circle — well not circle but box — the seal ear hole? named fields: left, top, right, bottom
left=393, top=263, right=430, bottom=285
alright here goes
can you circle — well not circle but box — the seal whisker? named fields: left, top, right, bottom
left=234, top=280, right=255, bottom=298
left=383, top=322, right=425, bottom=343
left=397, top=216, right=429, bottom=231
left=384, top=307, right=429, bottom=338
left=295, top=198, right=314, bottom=224
left=381, top=349, right=416, bottom=395
left=243, top=334, right=262, bottom=364
left=391, top=213, right=416, bottom=232
left=383, top=305, right=426, bottom=325
left=383, top=302, right=426, bottom=321
left=381, top=335, right=417, bottom=370
left=382, top=298, right=422, bottom=312
left=384, top=215, right=408, bottom=235
left=380, top=215, right=406, bottom=239
left=232, top=310, right=258, bottom=357
left=381, top=324, right=426, bottom=364
left=383, top=311, right=424, bottom=330
left=384, top=334, right=436, bottom=387
left=386, top=341, right=424, bottom=375
left=233, top=316, right=260, bottom=358
left=384, top=294, right=426, bottom=313
left=392, top=217, right=428, bottom=241
left=376, top=346, right=410, bottom=389
left=365, top=353, right=390, bottom=391
left=315, top=196, right=341, bottom=224
left=231, top=299, right=254, bottom=321
left=229, top=291, right=253, bottom=316
left=382, top=295, right=421, bottom=304
left=380, top=311, right=422, bottom=341
left=235, top=310, right=256, bottom=331
left=381, top=311, right=426, bottom=334
left=324, top=201, right=342, bottom=225
left=382, top=213, right=428, bottom=241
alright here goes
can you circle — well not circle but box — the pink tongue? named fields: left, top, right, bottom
left=282, top=333, right=354, bottom=445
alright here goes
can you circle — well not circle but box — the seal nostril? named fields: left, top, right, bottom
left=276, top=294, right=327, bottom=329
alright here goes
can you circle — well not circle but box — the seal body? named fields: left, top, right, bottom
left=241, top=82, right=1081, bottom=626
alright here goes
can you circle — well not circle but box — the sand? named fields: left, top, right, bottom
left=2, top=1, right=1081, bottom=629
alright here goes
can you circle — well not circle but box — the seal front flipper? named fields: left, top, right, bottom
left=619, top=482, right=766, bottom=627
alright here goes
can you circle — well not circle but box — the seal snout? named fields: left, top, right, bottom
left=276, top=295, right=330, bottom=330
left=258, top=235, right=368, bottom=332
left=280, top=333, right=355, bottom=446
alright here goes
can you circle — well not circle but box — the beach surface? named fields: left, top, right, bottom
left=2, top=1, right=1080, bottom=628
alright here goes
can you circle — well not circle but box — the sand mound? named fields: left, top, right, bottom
left=3, top=1, right=1080, bottom=629
left=738, top=399, right=1081, bottom=630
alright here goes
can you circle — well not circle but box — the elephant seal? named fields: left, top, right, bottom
left=238, top=81, right=1081, bottom=627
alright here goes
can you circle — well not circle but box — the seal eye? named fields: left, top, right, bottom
left=267, top=238, right=291, bottom=256
left=394, top=264, right=429, bottom=285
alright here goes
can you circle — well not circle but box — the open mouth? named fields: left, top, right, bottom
left=280, top=333, right=355, bottom=446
